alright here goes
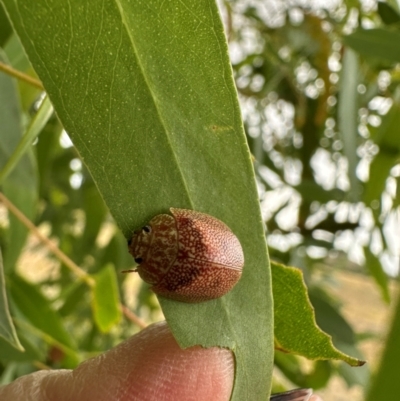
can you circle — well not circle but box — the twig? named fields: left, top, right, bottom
left=0, top=192, right=94, bottom=286
left=0, top=61, right=44, bottom=90
left=120, top=304, right=147, bottom=329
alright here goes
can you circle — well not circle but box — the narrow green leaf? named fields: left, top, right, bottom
left=3, top=1, right=273, bottom=399
left=58, top=281, right=87, bottom=317
left=338, top=48, right=360, bottom=201
left=365, top=153, right=399, bottom=205
left=0, top=95, right=53, bottom=184
left=364, top=103, right=400, bottom=205
left=386, top=0, right=400, bottom=14
left=8, top=275, right=77, bottom=354
left=91, top=264, right=121, bottom=333
left=0, top=249, right=23, bottom=350
left=364, top=247, right=390, bottom=303
left=370, top=102, right=400, bottom=150
left=12, top=317, right=80, bottom=368
left=0, top=51, right=37, bottom=273
left=0, top=330, right=43, bottom=362
left=272, top=261, right=365, bottom=367
left=0, top=2, right=12, bottom=46
left=344, top=28, right=400, bottom=63
left=378, top=1, right=400, bottom=24
left=367, top=292, right=400, bottom=401
left=274, top=352, right=332, bottom=389
left=308, top=288, right=370, bottom=386
left=309, top=288, right=356, bottom=346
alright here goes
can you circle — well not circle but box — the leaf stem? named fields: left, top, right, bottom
left=0, top=61, right=44, bottom=90
left=120, top=304, right=147, bottom=328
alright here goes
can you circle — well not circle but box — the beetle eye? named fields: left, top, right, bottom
left=127, top=238, right=132, bottom=246
left=134, top=257, right=143, bottom=264
left=142, top=225, right=151, bottom=233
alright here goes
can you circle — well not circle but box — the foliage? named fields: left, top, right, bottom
left=0, top=0, right=399, bottom=400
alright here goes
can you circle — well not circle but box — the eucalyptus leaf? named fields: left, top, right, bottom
left=0, top=95, right=53, bottom=184
left=344, top=28, right=400, bottom=63
left=0, top=51, right=37, bottom=273
left=0, top=2, right=12, bottom=46
left=8, top=274, right=78, bottom=365
left=378, top=1, right=400, bottom=25
left=364, top=102, right=400, bottom=205
left=0, top=330, right=42, bottom=363
left=0, top=249, right=23, bottom=350
left=272, top=262, right=365, bottom=367
left=364, top=247, right=390, bottom=304
left=2, top=0, right=274, bottom=398
left=367, top=292, right=400, bottom=401
left=91, top=264, right=121, bottom=333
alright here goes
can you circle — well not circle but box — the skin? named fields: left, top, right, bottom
left=0, top=321, right=323, bottom=401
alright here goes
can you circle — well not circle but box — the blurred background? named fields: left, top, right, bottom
left=0, top=0, right=400, bottom=400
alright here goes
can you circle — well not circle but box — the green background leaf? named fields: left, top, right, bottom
left=8, top=274, right=79, bottom=366
left=0, top=95, right=53, bottom=184
left=364, top=247, right=390, bottom=303
left=364, top=102, right=400, bottom=205
left=344, top=28, right=400, bottom=63
left=91, top=264, right=121, bottom=333
left=0, top=51, right=37, bottom=273
left=367, top=292, right=400, bottom=401
left=272, top=261, right=364, bottom=367
left=0, top=249, right=22, bottom=350
left=377, top=1, right=400, bottom=25
left=2, top=0, right=274, bottom=399
left=0, top=3, right=12, bottom=46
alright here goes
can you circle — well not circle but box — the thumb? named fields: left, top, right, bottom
left=0, top=321, right=234, bottom=401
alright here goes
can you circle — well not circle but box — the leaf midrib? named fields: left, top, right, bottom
left=113, top=0, right=194, bottom=211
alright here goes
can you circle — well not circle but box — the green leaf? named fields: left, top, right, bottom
left=367, top=292, right=400, bottom=401
left=58, top=281, right=87, bottom=317
left=364, top=247, right=390, bottom=303
left=344, top=28, right=400, bottom=63
left=308, top=288, right=370, bottom=386
left=386, top=0, right=400, bottom=14
left=0, top=3, right=12, bottom=46
left=91, top=264, right=121, bottom=333
left=370, top=102, right=400, bottom=150
left=0, top=249, right=23, bottom=350
left=309, top=288, right=356, bottom=347
left=8, top=275, right=77, bottom=360
left=0, top=51, right=37, bottom=273
left=274, top=353, right=332, bottom=389
left=0, top=330, right=43, bottom=363
left=378, top=1, right=400, bottom=25
left=364, top=153, right=399, bottom=205
left=338, top=48, right=361, bottom=201
left=2, top=1, right=273, bottom=399
left=271, top=261, right=365, bottom=366
left=364, top=102, right=400, bottom=205
left=0, top=95, right=53, bottom=184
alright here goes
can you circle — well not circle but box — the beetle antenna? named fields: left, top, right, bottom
left=121, top=269, right=138, bottom=274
